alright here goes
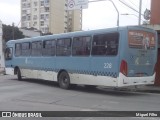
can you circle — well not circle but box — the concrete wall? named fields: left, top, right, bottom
left=0, top=20, right=5, bottom=73
left=150, top=0, right=160, bottom=24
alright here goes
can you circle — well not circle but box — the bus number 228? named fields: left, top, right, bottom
left=104, top=63, right=112, bottom=69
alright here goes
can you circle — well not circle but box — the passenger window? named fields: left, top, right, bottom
left=31, top=41, right=42, bottom=56
left=43, top=40, right=56, bottom=56
left=21, top=42, right=30, bottom=56
left=72, top=36, right=91, bottom=56
left=15, top=43, right=22, bottom=57
left=92, top=32, right=119, bottom=56
left=56, top=38, right=71, bottom=56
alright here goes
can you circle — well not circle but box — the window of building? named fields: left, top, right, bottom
left=27, top=15, right=31, bottom=21
left=22, top=42, right=30, bottom=56
left=34, top=1, right=38, bottom=6
left=27, top=3, right=31, bottom=8
left=56, top=38, right=71, bottom=56
left=41, top=1, right=44, bottom=6
left=31, top=41, right=42, bottom=56
left=33, top=15, right=37, bottom=20
left=22, top=16, right=26, bottom=21
left=33, top=22, right=37, bottom=26
left=34, top=8, right=38, bottom=11
left=92, top=32, right=119, bottom=56
left=45, top=7, right=50, bottom=12
left=45, top=0, right=49, bottom=4
left=72, top=36, right=91, bottom=56
left=43, top=40, right=56, bottom=56
left=41, top=14, right=44, bottom=19
left=15, top=43, right=22, bottom=57
left=40, top=21, right=44, bottom=26
left=22, top=10, right=27, bottom=14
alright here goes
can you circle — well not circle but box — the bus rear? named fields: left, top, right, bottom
left=118, top=26, right=157, bottom=87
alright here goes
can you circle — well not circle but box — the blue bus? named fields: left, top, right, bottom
left=5, top=26, right=158, bottom=89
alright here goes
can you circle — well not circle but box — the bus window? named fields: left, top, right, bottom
left=21, top=42, right=30, bottom=56
left=43, top=40, right=56, bottom=56
left=92, top=32, right=119, bottom=56
left=72, top=36, right=91, bottom=56
left=15, top=43, right=22, bottom=57
left=5, top=48, right=13, bottom=60
left=31, top=41, right=42, bottom=56
left=56, top=38, right=71, bottom=56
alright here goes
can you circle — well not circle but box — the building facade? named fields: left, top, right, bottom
left=21, top=0, right=82, bottom=34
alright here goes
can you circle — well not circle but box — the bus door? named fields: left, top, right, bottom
left=126, top=30, right=157, bottom=78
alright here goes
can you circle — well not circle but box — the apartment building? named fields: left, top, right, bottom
left=21, top=0, right=82, bottom=34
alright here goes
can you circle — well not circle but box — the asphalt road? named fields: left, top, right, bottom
left=0, top=75, right=160, bottom=120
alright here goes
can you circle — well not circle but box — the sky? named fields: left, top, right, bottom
left=0, top=0, right=151, bottom=30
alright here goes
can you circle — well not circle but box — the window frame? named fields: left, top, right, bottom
left=15, top=43, right=22, bottom=57
left=21, top=42, right=31, bottom=56
left=91, top=32, right=119, bottom=56
left=42, top=39, right=56, bottom=56
left=72, top=36, right=91, bottom=56
left=56, top=38, right=71, bottom=56
left=31, top=41, right=42, bottom=56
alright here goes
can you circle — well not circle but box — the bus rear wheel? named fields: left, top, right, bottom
left=17, top=68, right=22, bottom=81
left=58, top=71, right=70, bottom=89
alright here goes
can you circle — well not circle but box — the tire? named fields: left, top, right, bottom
left=58, top=71, right=70, bottom=89
left=17, top=68, right=22, bottom=81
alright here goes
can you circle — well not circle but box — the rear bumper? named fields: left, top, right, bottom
left=117, top=73, right=155, bottom=87
left=5, top=67, right=14, bottom=75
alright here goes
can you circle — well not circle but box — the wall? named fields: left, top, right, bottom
left=0, top=20, right=5, bottom=73
left=150, top=0, right=160, bottom=24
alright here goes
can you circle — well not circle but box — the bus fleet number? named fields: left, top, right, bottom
left=104, top=63, right=112, bottom=69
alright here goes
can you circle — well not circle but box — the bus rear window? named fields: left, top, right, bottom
left=128, top=30, right=156, bottom=50
left=92, top=32, right=119, bottom=56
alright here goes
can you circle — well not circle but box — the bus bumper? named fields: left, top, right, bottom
left=5, top=67, right=14, bottom=75
left=117, top=73, right=155, bottom=87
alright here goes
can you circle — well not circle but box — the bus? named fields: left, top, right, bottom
left=5, top=26, right=158, bottom=89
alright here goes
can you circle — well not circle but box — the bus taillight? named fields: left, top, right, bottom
left=120, top=60, right=128, bottom=76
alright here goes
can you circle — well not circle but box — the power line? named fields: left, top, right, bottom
left=128, top=0, right=139, bottom=9
left=119, top=0, right=144, bottom=16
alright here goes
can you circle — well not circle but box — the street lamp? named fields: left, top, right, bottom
left=89, top=0, right=119, bottom=27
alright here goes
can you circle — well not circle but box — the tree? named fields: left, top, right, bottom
left=2, top=24, right=25, bottom=42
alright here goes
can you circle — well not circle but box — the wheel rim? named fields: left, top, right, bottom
left=59, top=72, right=70, bottom=89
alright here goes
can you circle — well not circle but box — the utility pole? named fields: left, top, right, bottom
left=139, top=0, right=142, bottom=25
left=12, top=22, right=15, bottom=40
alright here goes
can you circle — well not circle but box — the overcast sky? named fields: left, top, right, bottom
left=0, top=0, right=151, bottom=30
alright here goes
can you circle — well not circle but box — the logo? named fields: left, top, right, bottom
left=2, top=112, right=11, bottom=117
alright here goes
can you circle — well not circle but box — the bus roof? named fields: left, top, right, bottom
left=6, top=25, right=156, bottom=44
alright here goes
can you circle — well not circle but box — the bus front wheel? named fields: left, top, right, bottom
left=17, top=68, right=22, bottom=81
left=58, top=71, right=70, bottom=89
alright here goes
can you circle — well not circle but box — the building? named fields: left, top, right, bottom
left=143, top=0, right=160, bottom=86
left=21, top=0, right=82, bottom=34
left=0, top=20, right=5, bottom=74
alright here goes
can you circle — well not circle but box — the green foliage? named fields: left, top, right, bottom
left=2, top=24, right=25, bottom=42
